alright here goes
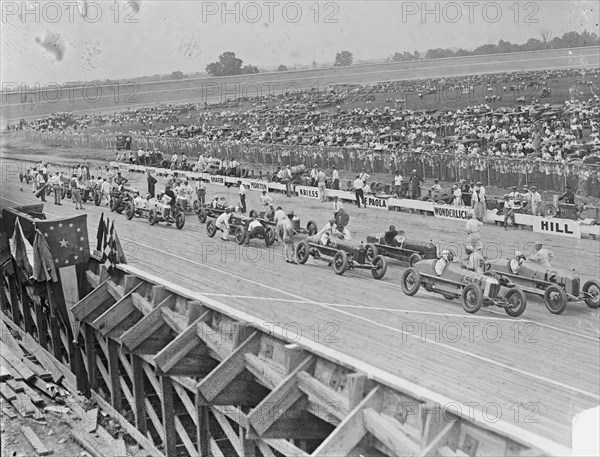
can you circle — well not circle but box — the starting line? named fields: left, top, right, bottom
left=111, top=162, right=600, bottom=241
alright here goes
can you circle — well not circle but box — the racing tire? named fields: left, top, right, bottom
left=125, top=203, right=135, bottom=220
left=264, top=227, right=275, bottom=247
left=542, top=203, right=557, bottom=218
left=198, top=208, right=208, bottom=224
left=371, top=255, right=387, bottom=280
left=365, top=244, right=378, bottom=263
left=193, top=201, right=201, bottom=214
left=206, top=220, right=217, bottom=238
left=235, top=226, right=247, bottom=245
left=94, top=192, right=101, bottom=206
left=115, top=201, right=124, bottom=214
left=148, top=209, right=158, bottom=226
left=544, top=284, right=567, bottom=314
left=175, top=212, right=185, bottom=230
left=306, top=221, right=318, bottom=236
left=408, top=253, right=422, bottom=267
left=582, top=280, right=600, bottom=308
left=249, top=210, right=259, bottom=218
left=296, top=241, right=310, bottom=264
left=332, top=251, right=349, bottom=276
left=401, top=268, right=421, bottom=296
left=504, top=288, right=527, bottom=317
left=461, top=284, right=484, bottom=314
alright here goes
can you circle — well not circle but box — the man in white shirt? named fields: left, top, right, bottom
left=260, top=190, right=273, bottom=208
left=528, top=241, right=553, bottom=268
left=471, top=188, right=485, bottom=222
left=196, top=179, right=206, bottom=206
left=215, top=209, right=233, bottom=241
left=283, top=165, right=292, bottom=197
left=529, top=186, right=542, bottom=216
left=317, top=168, right=327, bottom=202
left=452, top=185, right=462, bottom=206
left=245, top=219, right=266, bottom=246
left=393, top=170, right=403, bottom=198
left=310, top=165, right=318, bottom=186
left=100, top=178, right=111, bottom=205
left=48, top=172, right=62, bottom=205
left=331, top=166, right=340, bottom=190
left=466, top=213, right=483, bottom=251
left=463, top=245, right=485, bottom=274
left=353, top=175, right=365, bottom=208
left=359, top=168, right=370, bottom=186
left=510, top=251, right=526, bottom=274
left=238, top=181, right=247, bottom=213
left=503, top=194, right=516, bottom=230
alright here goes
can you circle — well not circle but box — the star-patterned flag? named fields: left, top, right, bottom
left=35, top=215, right=90, bottom=268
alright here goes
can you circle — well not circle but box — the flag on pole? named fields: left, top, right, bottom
left=10, top=218, right=34, bottom=280
left=97, top=214, right=126, bottom=271
left=96, top=212, right=105, bottom=253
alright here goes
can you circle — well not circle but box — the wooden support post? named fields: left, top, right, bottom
left=83, top=324, right=98, bottom=391
left=8, top=276, right=22, bottom=327
left=241, top=426, right=256, bottom=457
left=20, top=285, right=33, bottom=334
left=107, top=338, right=122, bottom=411
left=195, top=396, right=211, bottom=457
left=46, top=286, right=62, bottom=361
left=160, top=376, right=177, bottom=457
left=0, top=271, right=8, bottom=314
left=346, top=373, right=368, bottom=409
left=34, top=297, right=47, bottom=350
left=131, top=355, right=147, bottom=435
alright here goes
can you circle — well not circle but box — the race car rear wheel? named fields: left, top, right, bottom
left=148, top=209, right=158, bottom=226
left=371, top=255, right=387, bottom=280
left=175, top=212, right=185, bottom=230
left=582, top=280, right=600, bottom=308
left=401, top=268, right=421, bottom=296
left=542, top=203, right=557, bottom=217
left=206, top=220, right=217, bottom=238
left=307, top=221, right=318, bottom=236
left=264, top=227, right=275, bottom=247
left=198, top=208, right=208, bottom=224
left=332, top=251, right=349, bottom=275
left=235, top=226, right=247, bottom=245
left=408, top=253, right=422, bottom=267
left=94, top=192, right=101, bottom=206
left=193, top=201, right=201, bottom=214
left=544, top=284, right=567, bottom=314
left=504, top=288, right=527, bottom=317
left=125, top=203, right=134, bottom=220
left=365, top=244, right=378, bottom=263
left=296, top=241, right=310, bottom=264
left=461, top=284, right=483, bottom=314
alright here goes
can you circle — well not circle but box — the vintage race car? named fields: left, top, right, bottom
left=295, top=239, right=387, bottom=279
left=109, top=188, right=135, bottom=214
left=144, top=201, right=185, bottom=229
left=197, top=205, right=228, bottom=223
left=248, top=210, right=318, bottom=237
left=365, top=233, right=438, bottom=266
left=205, top=214, right=274, bottom=246
left=491, top=260, right=600, bottom=314
left=125, top=198, right=160, bottom=220
left=401, top=259, right=527, bottom=317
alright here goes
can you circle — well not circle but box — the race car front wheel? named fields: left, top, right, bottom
left=582, top=280, right=600, bottom=308
left=198, top=209, right=208, bottom=224
left=401, top=268, right=421, bottom=296
left=365, top=244, right=378, bottom=263
left=148, top=209, right=158, bottom=226
left=504, top=288, right=527, bottom=317
left=332, top=251, right=349, bottom=275
left=235, top=226, right=247, bottom=245
left=175, top=212, right=185, bottom=230
left=125, top=203, right=134, bottom=220
left=296, top=241, right=310, bottom=264
left=408, top=253, right=422, bottom=267
left=206, top=220, right=217, bottom=238
left=461, top=284, right=483, bottom=314
left=264, top=228, right=275, bottom=247
left=371, top=255, right=387, bottom=280
left=544, top=284, right=567, bottom=314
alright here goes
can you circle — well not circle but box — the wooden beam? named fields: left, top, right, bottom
left=264, top=439, right=309, bottom=457
left=195, top=398, right=211, bottom=457
left=160, top=376, right=177, bottom=457
left=284, top=344, right=308, bottom=374
left=197, top=321, right=233, bottom=360
left=151, top=285, right=169, bottom=306
left=244, top=353, right=284, bottom=389
left=247, top=356, right=313, bottom=437
left=197, top=331, right=261, bottom=403
left=119, top=294, right=174, bottom=354
left=131, top=355, right=147, bottom=435
left=106, top=280, right=125, bottom=301
left=346, top=373, right=368, bottom=409
left=93, top=288, right=141, bottom=337
left=161, top=307, right=188, bottom=333
left=421, top=422, right=458, bottom=457
left=70, top=279, right=111, bottom=323
left=123, top=275, right=142, bottom=294
left=83, top=324, right=98, bottom=390
left=107, top=338, right=122, bottom=411
left=296, top=371, right=350, bottom=423
left=131, top=292, right=154, bottom=315
left=363, top=408, right=421, bottom=457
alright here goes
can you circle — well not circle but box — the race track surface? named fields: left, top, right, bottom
left=1, top=166, right=598, bottom=449
left=2, top=46, right=598, bottom=124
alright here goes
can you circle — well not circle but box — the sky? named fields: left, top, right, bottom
left=1, top=0, right=598, bottom=85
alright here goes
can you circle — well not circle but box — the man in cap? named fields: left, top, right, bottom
left=260, top=190, right=273, bottom=208
left=317, top=167, right=327, bottom=202
left=215, top=207, right=233, bottom=241
left=331, top=165, right=340, bottom=190
left=245, top=218, right=266, bottom=246
left=353, top=175, right=365, bottom=208
left=529, top=186, right=542, bottom=216
left=393, top=170, right=403, bottom=198
left=430, top=178, right=442, bottom=197
left=509, top=251, right=526, bottom=274
left=452, top=184, right=462, bottom=206
left=238, top=180, right=247, bottom=213
left=466, top=213, right=483, bottom=251
left=461, top=179, right=472, bottom=206
left=283, top=165, right=292, bottom=197
left=528, top=241, right=553, bottom=268
left=559, top=186, right=575, bottom=205
left=409, top=169, right=424, bottom=200
left=463, top=245, right=485, bottom=274
left=503, top=194, right=517, bottom=230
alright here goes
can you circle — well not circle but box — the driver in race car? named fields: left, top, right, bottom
left=216, top=208, right=234, bottom=241
left=463, top=245, right=485, bottom=273
left=246, top=219, right=266, bottom=246
left=333, top=223, right=351, bottom=241
left=383, top=226, right=405, bottom=247
left=310, top=219, right=337, bottom=245
left=528, top=241, right=554, bottom=268
left=510, top=251, right=526, bottom=274
left=210, top=196, right=220, bottom=209
left=435, top=250, right=454, bottom=276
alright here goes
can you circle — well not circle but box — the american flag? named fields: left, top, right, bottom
left=36, top=215, right=90, bottom=268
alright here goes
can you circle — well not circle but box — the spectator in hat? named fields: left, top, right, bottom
left=461, top=180, right=471, bottom=206
left=528, top=241, right=553, bottom=268
left=331, top=165, right=340, bottom=190
left=283, top=165, right=292, bottom=198
left=471, top=188, right=485, bottom=222
left=146, top=169, right=157, bottom=198
left=353, top=175, right=365, bottom=208
left=530, top=186, right=542, bottom=216
left=466, top=213, right=483, bottom=251
left=317, top=167, right=327, bottom=202
left=393, top=170, right=403, bottom=198
left=452, top=185, right=462, bottom=206
left=503, top=194, right=517, bottom=230
left=559, top=186, right=575, bottom=205
left=260, top=190, right=273, bottom=208
left=409, top=169, right=424, bottom=200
